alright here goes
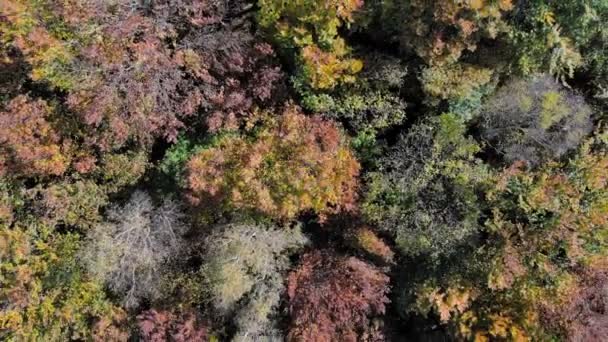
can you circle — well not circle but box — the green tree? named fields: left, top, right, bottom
left=364, top=113, right=490, bottom=259
left=404, top=133, right=608, bottom=340
left=0, top=225, right=127, bottom=341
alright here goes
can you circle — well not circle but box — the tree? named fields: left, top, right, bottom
left=1, top=0, right=284, bottom=150
left=186, top=105, right=360, bottom=221
left=200, top=222, right=307, bottom=341
left=27, top=180, right=108, bottom=229
left=0, top=95, right=71, bottom=178
left=507, top=1, right=587, bottom=82
left=480, top=74, right=593, bottom=166
left=348, top=227, right=395, bottom=265
left=364, top=0, right=514, bottom=65
left=304, top=53, right=408, bottom=133
left=137, top=309, right=209, bottom=342
left=81, top=191, right=187, bottom=308
left=363, top=113, right=490, bottom=259
left=286, top=250, right=390, bottom=341
left=405, top=133, right=608, bottom=340
left=0, top=226, right=127, bottom=341
left=420, top=63, right=495, bottom=121
left=258, top=0, right=363, bottom=90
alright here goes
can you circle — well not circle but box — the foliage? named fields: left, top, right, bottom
left=98, top=151, right=148, bottom=193
left=508, top=1, right=588, bottom=82
left=512, top=2, right=608, bottom=101
left=0, top=0, right=77, bottom=90
left=348, top=227, right=395, bottom=264
left=81, top=191, right=187, bottom=308
left=200, top=222, right=307, bottom=341
left=286, top=250, right=390, bottom=341
left=2, top=0, right=608, bottom=339
left=27, top=180, right=108, bottom=229
left=186, top=105, right=360, bottom=221
left=0, top=225, right=127, bottom=341
left=363, top=113, right=489, bottom=259
left=1, top=0, right=284, bottom=151
left=480, top=74, right=593, bottom=166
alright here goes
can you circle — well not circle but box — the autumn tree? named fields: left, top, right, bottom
left=1, top=0, right=284, bottom=150
left=258, top=0, right=363, bottom=90
left=27, top=180, right=108, bottom=229
left=405, top=132, right=608, bottom=340
left=304, top=53, right=408, bottom=134
left=173, top=34, right=284, bottom=133
left=0, top=95, right=71, bottom=178
left=364, top=0, right=514, bottom=65
left=81, top=191, right=187, bottom=308
left=347, top=226, right=395, bottom=265
left=186, top=105, right=360, bottom=221
left=480, top=74, right=593, bottom=166
left=286, top=250, right=390, bottom=341
left=137, top=309, right=209, bottom=342
left=200, top=222, right=307, bottom=341
left=0, top=226, right=127, bottom=341
left=363, top=113, right=490, bottom=259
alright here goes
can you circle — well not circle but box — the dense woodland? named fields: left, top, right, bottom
left=0, top=0, right=607, bottom=341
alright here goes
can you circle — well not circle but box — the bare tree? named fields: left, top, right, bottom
left=480, top=74, right=593, bottom=166
left=82, top=191, right=187, bottom=308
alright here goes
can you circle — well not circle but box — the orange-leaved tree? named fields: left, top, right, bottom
left=186, top=105, right=360, bottom=221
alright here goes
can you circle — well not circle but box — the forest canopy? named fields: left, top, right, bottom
left=1, top=0, right=607, bottom=341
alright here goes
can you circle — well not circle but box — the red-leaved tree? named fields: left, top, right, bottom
left=286, top=250, right=390, bottom=342
left=137, top=309, right=208, bottom=342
